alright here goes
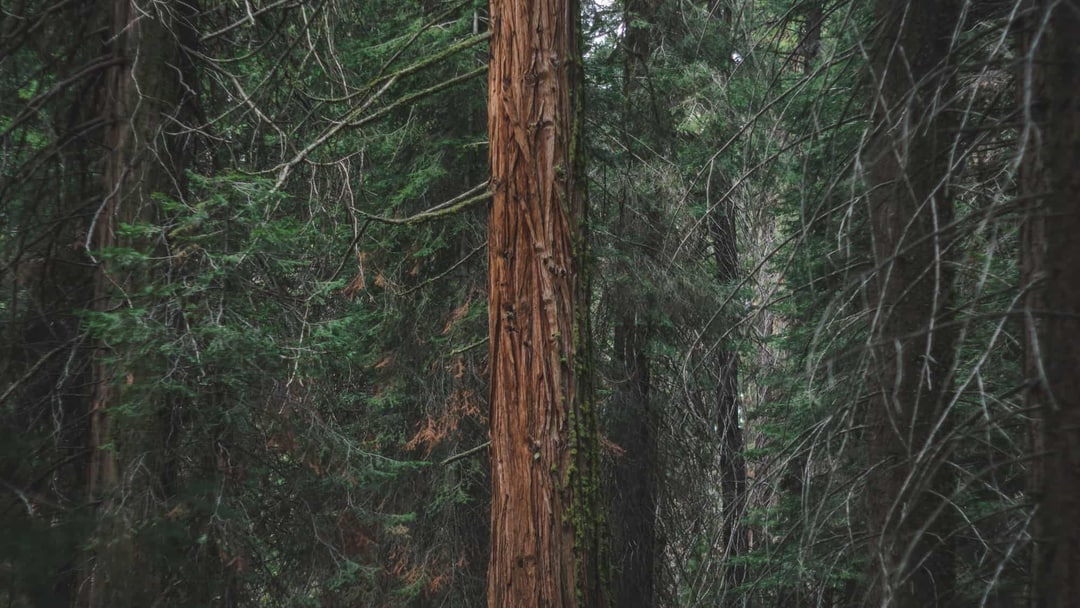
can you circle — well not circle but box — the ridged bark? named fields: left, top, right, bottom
left=486, top=0, right=605, bottom=605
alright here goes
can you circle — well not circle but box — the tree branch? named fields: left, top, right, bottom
left=441, top=441, right=490, bottom=466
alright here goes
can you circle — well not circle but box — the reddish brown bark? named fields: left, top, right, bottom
left=486, top=0, right=604, bottom=606
left=863, top=1, right=960, bottom=605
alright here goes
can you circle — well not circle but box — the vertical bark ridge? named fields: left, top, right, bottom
left=486, top=0, right=604, bottom=605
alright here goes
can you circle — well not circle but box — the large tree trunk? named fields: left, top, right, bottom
left=486, top=0, right=605, bottom=606
left=863, top=1, right=959, bottom=605
left=80, top=1, right=194, bottom=605
left=1023, top=2, right=1080, bottom=606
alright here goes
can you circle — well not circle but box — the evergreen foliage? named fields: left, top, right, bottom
left=0, top=0, right=1067, bottom=606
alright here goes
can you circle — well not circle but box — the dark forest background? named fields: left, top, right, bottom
left=1, top=0, right=1075, bottom=606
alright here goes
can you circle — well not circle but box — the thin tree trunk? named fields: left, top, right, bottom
left=1023, top=2, right=1080, bottom=606
left=709, top=185, right=748, bottom=607
left=486, top=0, right=605, bottom=605
left=609, top=312, right=656, bottom=608
left=799, top=3, right=824, bottom=69
left=863, top=1, right=959, bottom=605
left=695, top=2, right=750, bottom=599
left=606, top=2, right=663, bottom=605
left=1016, top=5, right=1047, bottom=606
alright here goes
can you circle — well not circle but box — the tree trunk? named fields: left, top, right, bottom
left=798, top=3, right=824, bottom=69
left=863, top=1, right=959, bottom=605
left=708, top=181, right=748, bottom=607
left=605, top=2, right=664, bottom=605
left=1017, top=5, right=1047, bottom=605
left=80, top=1, right=194, bottom=605
left=486, top=0, right=605, bottom=605
left=609, top=310, right=656, bottom=608
left=1023, top=2, right=1080, bottom=606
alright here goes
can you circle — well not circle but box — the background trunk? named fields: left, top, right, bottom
left=1017, top=4, right=1046, bottom=605
left=709, top=181, right=748, bottom=606
left=864, top=1, right=959, bottom=605
left=609, top=311, right=656, bottom=608
left=1026, top=2, right=1080, bottom=606
left=605, top=1, right=664, bottom=605
left=80, top=1, right=194, bottom=605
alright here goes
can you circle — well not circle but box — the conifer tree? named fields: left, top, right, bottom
left=485, top=0, right=605, bottom=604
left=1022, top=1, right=1080, bottom=605
left=863, top=1, right=960, bottom=603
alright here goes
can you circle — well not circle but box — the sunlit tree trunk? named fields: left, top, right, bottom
left=486, top=0, right=606, bottom=605
left=1022, top=2, right=1080, bottom=606
left=863, top=1, right=959, bottom=605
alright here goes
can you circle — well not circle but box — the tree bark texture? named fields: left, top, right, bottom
left=1024, top=2, right=1080, bottom=606
left=864, top=1, right=960, bottom=605
left=486, top=0, right=605, bottom=606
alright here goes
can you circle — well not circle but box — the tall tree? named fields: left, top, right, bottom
left=604, top=1, right=664, bottom=605
left=863, top=0, right=960, bottom=605
left=1017, top=3, right=1047, bottom=604
left=708, top=174, right=748, bottom=606
left=699, top=4, right=749, bottom=601
left=1023, top=1, right=1080, bottom=606
left=486, top=0, right=605, bottom=605
left=81, top=1, right=195, bottom=605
